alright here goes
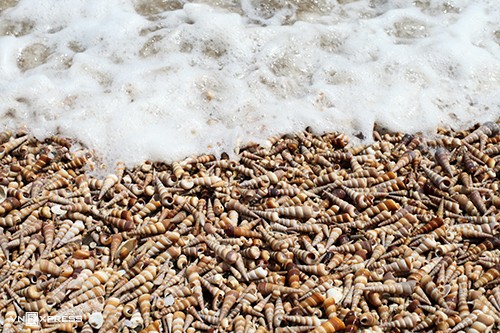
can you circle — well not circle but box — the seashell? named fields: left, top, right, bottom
left=463, top=141, right=496, bottom=168
left=350, top=268, right=370, bottom=310
left=289, top=247, right=318, bottom=265
left=0, top=197, right=21, bottom=216
left=62, top=285, right=106, bottom=310
left=297, top=292, right=325, bottom=314
left=295, top=263, right=329, bottom=276
left=50, top=204, right=67, bottom=216
left=329, top=240, right=372, bottom=254
left=153, top=174, right=173, bottom=206
left=115, top=237, right=137, bottom=261
left=99, top=301, right=124, bottom=333
left=380, top=312, right=421, bottom=329
left=0, top=135, right=29, bottom=158
left=323, top=191, right=358, bottom=217
left=218, top=289, right=239, bottom=320
left=17, top=285, right=43, bottom=300
left=22, top=297, right=50, bottom=313
left=48, top=135, right=72, bottom=148
left=122, top=300, right=138, bottom=318
left=38, top=259, right=73, bottom=277
left=129, top=310, right=144, bottom=329
left=192, top=176, right=226, bottom=188
left=0, top=186, right=8, bottom=204
left=99, top=174, right=119, bottom=200
left=57, top=220, right=85, bottom=247
left=469, top=189, right=488, bottom=215
left=225, top=225, right=262, bottom=238
left=415, top=236, right=437, bottom=254
left=341, top=185, right=374, bottom=209
left=231, top=315, right=246, bottom=333
left=364, top=280, right=417, bottom=296
left=376, top=257, right=413, bottom=275
left=434, top=147, right=455, bottom=176
left=89, top=311, right=105, bottom=329
left=0, top=130, right=12, bottom=144
left=112, top=265, right=157, bottom=297
left=422, top=165, right=451, bottom=191
left=246, top=266, right=268, bottom=280
left=452, top=193, right=479, bottom=216
left=256, top=225, right=289, bottom=251
left=119, top=282, right=153, bottom=304
left=282, top=314, right=322, bottom=326
left=258, top=282, right=303, bottom=296
left=271, top=295, right=284, bottom=327
left=474, top=264, right=500, bottom=289
left=81, top=323, right=94, bottom=333
left=15, top=233, right=43, bottom=265
left=463, top=122, right=499, bottom=144
left=340, top=311, right=360, bottom=332
left=359, top=312, right=378, bottom=327
left=186, top=265, right=204, bottom=310
left=158, top=296, right=198, bottom=315
left=240, top=245, right=261, bottom=260
left=471, top=296, right=500, bottom=324
left=137, top=293, right=152, bottom=328
left=436, top=244, right=462, bottom=258
left=171, top=311, right=186, bottom=333
left=420, top=274, right=448, bottom=309
left=43, top=172, right=71, bottom=191
left=139, top=320, right=161, bottom=333
left=450, top=309, right=494, bottom=333
left=131, top=213, right=185, bottom=238
left=226, top=199, right=260, bottom=219
left=205, top=237, right=239, bottom=264
left=68, top=257, right=97, bottom=270
left=391, top=150, right=416, bottom=172
left=104, top=215, right=135, bottom=231
left=240, top=170, right=285, bottom=188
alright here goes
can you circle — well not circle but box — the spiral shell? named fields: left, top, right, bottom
left=380, top=312, right=420, bottom=329
left=112, top=265, right=157, bottom=297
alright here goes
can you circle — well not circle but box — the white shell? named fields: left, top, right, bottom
left=129, top=310, right=144, bottom=329
left=88, top=312, right=104, bottom=329
left=212, top=274, right=224, bottom=284
left=326, top=287, right=344, bottom=304
left=51, top=205, right=67, bottom=215
left=246, top=266, right=268, bottom=280
left=163, top=294, right=175, bottom=306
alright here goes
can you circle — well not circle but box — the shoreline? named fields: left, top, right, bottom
left=0, top=123, right=499, bottom=332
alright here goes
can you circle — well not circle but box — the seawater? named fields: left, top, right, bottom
left=0, top=0, right=499, bottom=168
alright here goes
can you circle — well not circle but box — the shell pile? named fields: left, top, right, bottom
left=0, top=122, right=500, bottom=333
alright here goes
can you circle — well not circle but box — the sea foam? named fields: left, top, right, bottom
left=0, top=0, right=499, bottom=168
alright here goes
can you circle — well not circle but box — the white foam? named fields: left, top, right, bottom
left=0, top=0, right=498, bottom=168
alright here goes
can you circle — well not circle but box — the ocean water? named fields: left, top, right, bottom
left=0, top=0, right=499, bottom=168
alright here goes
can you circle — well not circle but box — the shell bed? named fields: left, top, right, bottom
left=0, top=122, right=499, bottom=333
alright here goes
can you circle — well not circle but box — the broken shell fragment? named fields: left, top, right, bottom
left=89, top=311, right=104, bottom=329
